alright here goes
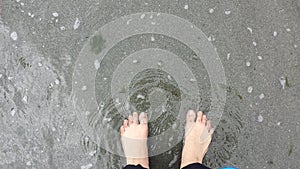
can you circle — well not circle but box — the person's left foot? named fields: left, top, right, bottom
left=120, top=112, right=149, bottom=169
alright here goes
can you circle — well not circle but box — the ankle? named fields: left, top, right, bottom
left=126, top=158, right=149, bottom=169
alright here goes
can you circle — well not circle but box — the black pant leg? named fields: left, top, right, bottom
left=182, top=163, right=211, bottom=169
left=123, top=164, right=147, bottom=169
left=123, top=163, right=209, bottom=169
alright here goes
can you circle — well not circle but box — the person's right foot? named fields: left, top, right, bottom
left=180, top=110, right=214, bottom=169
left=120, top=112, right=149, bottom=169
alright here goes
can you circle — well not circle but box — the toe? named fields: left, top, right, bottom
left=206, top=120, right=212, bottom=131
left=120, top=126, right=125, bottom=135
left=186, top=110, right=196, bottom=123
left=185, top=110, right=196, bottom=135
left=123, top=119, right=129, bottom=128
left=209, top=128, right=214, bottom=135
left=139, top=112, right=148, bottom=125
left=128, top=115, right=133, bottom=125
left=133, top=112, right=139, bottom=124
left=197, top=111, right=203, bottom=123
left=206, top=120, right=214, bottom=135
left=202, top=115, right=207, bottom=124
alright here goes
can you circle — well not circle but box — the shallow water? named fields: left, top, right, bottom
left=1, top=1, right=299, bottom=168
left=77, top=33, right=243, bottom=168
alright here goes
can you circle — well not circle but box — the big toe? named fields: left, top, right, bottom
left=186, top=110, right=196, bottom=123
left=185, top=110, right=196, bottom=133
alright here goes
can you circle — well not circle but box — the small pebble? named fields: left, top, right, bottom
left=225, top=10, right=231, bottom=15
left=132, top=59, right=138, bottom=64
left=253, top=41, right=257, bottom=46
left=259, top=93, right=265, bottom=99
left=277, top=122, right=281, bottom=126
left=10, top=31, right=18, bottom=41
left=126, top=19, right=132, bottom=25
left=94, top=59, right=100, bottom=70
left=20, top=2, right=24, bottom=6
left=190, top=78, right=197, bottom=82
left=55, top=79, right=60, bottom=85
left=137, top=94, right=145, bottom=99
left=257, top=114, right=264, bottom=122
left=60, top=26, right=66, bottom=30
left=26, top=161, right=31, bottom=166
left=246, top=61, right=251, bottom=67
left=184, top=4, right=189, bottom=10
left=11, top=108, right=16, bottom=116
left=73, top=17, right=80, bottom=30
left=247, top=27, right=253, bottom=34
left=82, top=86, right=87, bottom=91
left=151, top=36, right=155, bottom=41
left=22, top=95, right=28, bottom=103
left=273, top=31, right=278, bottom=37
left=257, top=55, right=263, bottom=60
left=157, top=61, right=163, bottom=66
left=89, top=150, right=96, bottom=156
left=227, top=53, right=231, bottom=60
left=0, top=74, right=2, bottom=78
left=247, top=86, right=253, bottom=93
left=209, top=8, right=214, bottom=13
left=52, top=12, right=59, bottom=17
left=279, top=76, right=286, bottom=89
left=81, top=164, right=93, bottom=169
left=162, top=105, right=167, bottom=112
left=140, top=14, right=145, bottom=19
left=286, top=28, right=291, bottom=32
left=207, top=35, right=215, bottom=41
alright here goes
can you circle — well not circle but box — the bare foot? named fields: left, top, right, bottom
left=180, top=110, right=214, bottom=169
left=120, top=112, right=149, bottom=169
